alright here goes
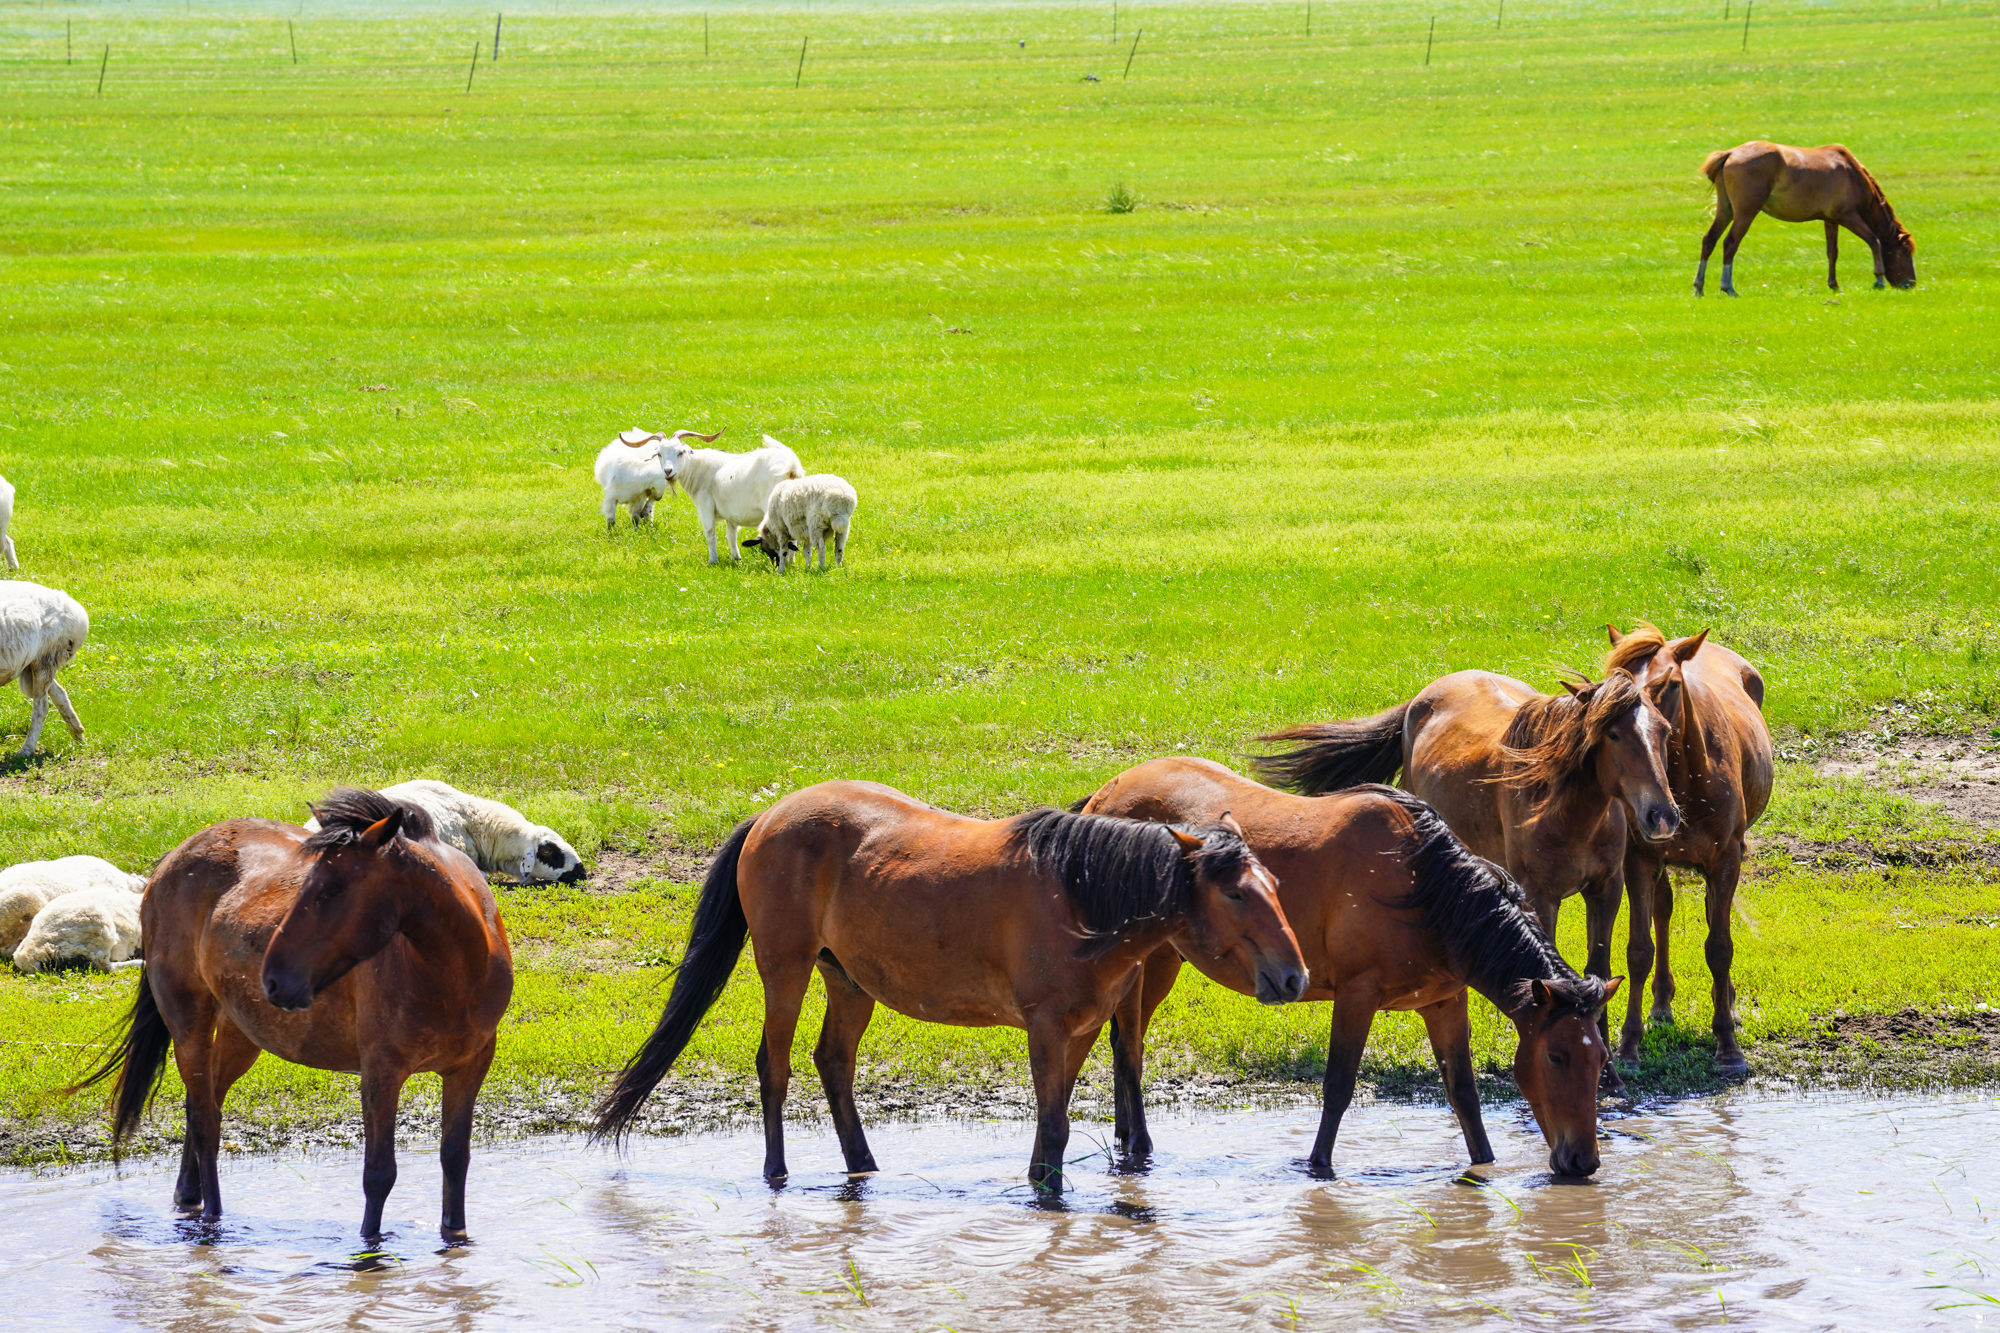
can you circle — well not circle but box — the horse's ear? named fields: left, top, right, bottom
left=358, top=810, right=403, bottom=851
left=1606, top=623, right=1623, bottom=645
left=1558, top=679, right=1584, bottom=698
left=1218, top=810, right=1245, bottom=838
left=1530, top=978, right=1554, bottom=1007
left=1672, top=629, right=1709, bottom=663
left=1168, top=827, right=1204, bottom=854
left=1600, top=977, right=1624, bottom=1002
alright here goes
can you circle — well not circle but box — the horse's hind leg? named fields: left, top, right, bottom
left=754, top=954, right=813, bottom=1181
left=358, top=1063, right=411, bottom=1239
left=1824, top=221, right=1841, bottom=292
left=811, top=959, right=879, bottom=1175
left=438, top=1037, right=496, bottom=1242
left=1718, top=183, right=1768, bottom=297
left=1696, top=197, right=1733, bottom=295
left=1648, top=863, right=1678, bottom=1026
left=1419, top=992, right=1493, bottom=1166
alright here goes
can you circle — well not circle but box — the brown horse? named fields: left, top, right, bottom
left=593, top=780, right=1307, bottom=1192
left=1605, top=625, right=1772, bottom=1074
left=1695, top=141, right=1915, bottom=296
left=1254, top=667, right=1681, bottom=1058
left=1080, top=759, right=1619, bottom=1177
left=75, top=789, right=514, bottom=1241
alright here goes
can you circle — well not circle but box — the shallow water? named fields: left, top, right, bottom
left=6, top=1093, right=1997, bottom=1331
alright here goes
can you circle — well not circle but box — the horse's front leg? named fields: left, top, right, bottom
left=1704, top=846, right=1749, bottom=1076
left=1418, top=991, right=1493, bottom=1166
left=437, top=1037, right=497, bottom=1243
left=1581, top=877, right=1626, bottom=1093
left=1618, top=845, right=1662, bottom=1067
left=1309, top=987, right=1379, bottom=1176
left=1025, top=1017, right=1078, bottom=1194
left=359, top=1065, right=410, bottom=1240
left=1110, top=949, right=1181, bottom=1162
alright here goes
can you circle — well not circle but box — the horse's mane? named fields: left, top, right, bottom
left=1009, top=808, right=1246, bottom=959
left=1497, top=670, right=1643, bottom=795
left=1836, top=146, right=1911, bottom=244
left=1604, top=622, right=1669, bottom=675
left=303, top=787, right=436, bottom=854
left=1371, top=786, right=1602, bottom=1015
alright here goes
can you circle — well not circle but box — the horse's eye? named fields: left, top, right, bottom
left=1607, top=730, right=1622, bottom=742
left=1548, top=1051, right=1569, bottom=1068
left=1222, top=888, right=1245, bottom=903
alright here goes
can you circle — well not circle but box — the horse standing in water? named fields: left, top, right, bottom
left=1695, top=141, right=1915, bottom=296
left=1080, top=759, right=1617, bottom=1178
left=1254, top=666, right=1680, bottom=1078
left=593, top=780, right=1306, bottom=1191
left=1605, top=625, right=1772, bottom=1074
left=76, top=789, right=514, bottom=1241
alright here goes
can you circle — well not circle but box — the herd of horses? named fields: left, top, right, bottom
left=77, top=620, right=1770, bottom=1242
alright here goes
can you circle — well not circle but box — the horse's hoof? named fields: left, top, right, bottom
left=1721, top=287, right=1738, bottom=297
left=1713, top=1053, right=1749, bottom=1078
left=1692, top=285, right=1704, bottom=296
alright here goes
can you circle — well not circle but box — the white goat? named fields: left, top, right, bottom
left=0, top=581, right=88, bottom=758
left=12, top=883, right=145, bottom=974
left=745, top=474, right=857, bottom=573
left=304, top=779, right=586, bottom=884
left=0, top=856, right=146, bottom=960
left=0, top=473, right=17, bottom=570
left=593, top=427, right=721, bottom=532
left=669, top=433, right=805, bottom=564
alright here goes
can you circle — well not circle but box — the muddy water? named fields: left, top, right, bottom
left=6, top=1093, right=1996, bottom=1331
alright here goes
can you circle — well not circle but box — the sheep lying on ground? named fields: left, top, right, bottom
left=667, top=434, right=805, bottom=564
left=0, top=855, right=146, bottom=960
left=0, top=580, right=88, bottom=758
left=304, top=778, right=587, bottom=884
left=743, top=474, right=857, bottom=573
left=0, top=473, right=18, bottom=570
left=594, top=427, right=721, bottom=531
left=12, top=883, right=144, bottom=973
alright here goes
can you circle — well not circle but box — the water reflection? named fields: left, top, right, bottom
left=6, top=1092, right=1996, bottom=1330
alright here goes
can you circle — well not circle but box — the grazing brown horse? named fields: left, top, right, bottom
left=1082, top=760, right=1620, bottom=1178
left=1695, top=141, right=1915, bottom=296
left=75, top=789, right=514, bottom=1241
left=593, top=780, right=1307, bottom=1191
left=1605, top=625, right=1772, bottom=1074
left=1254, top=668, right=1681, bottom=1057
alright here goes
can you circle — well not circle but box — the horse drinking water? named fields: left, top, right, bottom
left=76, top=789, right=515, bottom=1241
left=593, top=780, right=1307, bottom=1191
left=1694, top=141, right=1915, bottom=296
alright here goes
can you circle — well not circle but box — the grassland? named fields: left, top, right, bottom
left=0, top=0, right=1996, bottom=1160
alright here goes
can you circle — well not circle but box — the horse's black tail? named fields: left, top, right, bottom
left=1250, top=702, right=1411, bottom=794
left=592, top=818, right=756, bottom=1143
left=69, top=967, right=173, bottom=1160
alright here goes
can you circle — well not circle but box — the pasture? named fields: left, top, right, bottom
left=0, top=0, right=1997, bottom=1156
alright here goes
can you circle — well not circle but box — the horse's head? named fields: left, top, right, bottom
left=1169, top=814, right=1308, bottom=1005
left=1510, top=975, right=1621, bottom=1177
left=262, top=792, right=444, bottom=1011
left=1884, top=226, right=1916, bottom=289
left=1579, top=669, right=1682, bottom=845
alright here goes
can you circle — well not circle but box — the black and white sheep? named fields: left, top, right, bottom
left=743, top=474, right=858, bottom=573
left=304, top=779, right=586, bottom=884
left=0, top=580, right=87, bottom=758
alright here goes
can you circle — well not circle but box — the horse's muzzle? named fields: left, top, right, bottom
left=1550, top=1141, right=1601, bottom=1178
left=1638, top=804, right=1682, bottom=845
left=1255, top=965, right=1309, bottom=1006
left=262, top=967, right=314, bottom=1012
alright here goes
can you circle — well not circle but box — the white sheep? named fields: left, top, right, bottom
left=593, top=427, right=721, bottom=532
left=0, top=581, right=88, bottom=758
left=304, top=779, right=586, bottom=884
left=12, top=883, right=145, bottom=974
left=667, top=433, right=806, bottom=564
left=0, top=473, right=18, bottom=570
left=744, top=474, right=857, bottom=573
left=0, top=855, right=147, bottom=960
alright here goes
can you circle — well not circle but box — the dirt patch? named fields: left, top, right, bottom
left=1753, top=1007, right=2000, bottom=1090
left=1813, top=732, right=2000, bottom=830
left=1756, top=834, right=2000, bottom=873
left=586, top=843, right=707, bottom=892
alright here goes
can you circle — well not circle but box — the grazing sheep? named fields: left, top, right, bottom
left=304, top=778, right=587, bottom=884
left=593, top=427, right=721, bottom=532
left=743, top=474, right=857, bottom=573
left=12, top=883, right=144, bottom=973
left=0, top=473, right=17, bottom=570
left=0, top=580, right=88, bottom=758
left=669, top=433, right=805, bottom=564
left=0, top=855, right=147, bottom=960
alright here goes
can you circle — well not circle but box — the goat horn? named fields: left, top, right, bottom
left=674, top=429, right=723, bottom=443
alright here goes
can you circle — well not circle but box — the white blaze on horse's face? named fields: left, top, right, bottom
left=1626, top=701, right=1681, bottom=844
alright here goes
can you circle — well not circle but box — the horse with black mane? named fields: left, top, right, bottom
left=1080, top=759, right=1617, bottom=1177
left=75, top=788, right=514, bottom=1241
left=593, top=779, right=1307, bottom=1191
left=1695, top=141, right=1915, bottom=296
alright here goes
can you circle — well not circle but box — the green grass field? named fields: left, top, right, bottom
left=1, top=0, right=1996, bottom=1155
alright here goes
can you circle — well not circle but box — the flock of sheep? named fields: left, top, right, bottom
left=0, top=425, right=845, bottom=978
